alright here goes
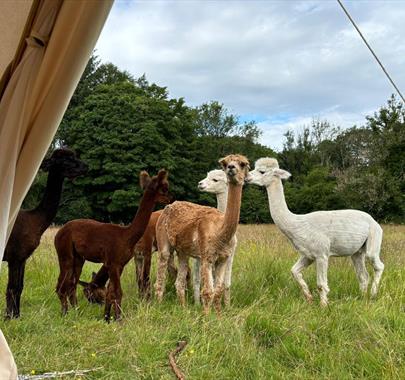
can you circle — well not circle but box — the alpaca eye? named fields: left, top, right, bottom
left=259, top=171, right=265, bottom=175
left=213, top=179, right=218, bottom=182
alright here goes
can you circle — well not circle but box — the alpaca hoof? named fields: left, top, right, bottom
left=304, top=293, right=313, bottom=304
left=4, top=311, right=19, bottom=320
left=370, top=286, right=378, bottom=299
left=320, top=300, right=328, bottom=308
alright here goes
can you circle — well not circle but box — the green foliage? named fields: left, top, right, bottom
left=60, top=79, right=199, bottom=222
left=31, top=55, right=276, bottom=224
left=285, top=166, right=345, bottom=214
left=279, top=104, right=404, bottom=222
left=23, top=54, right=404, bottom=224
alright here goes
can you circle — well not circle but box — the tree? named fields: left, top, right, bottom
left=55, top=55, right=134, bottom=148
left=60, top=80, right=198, bottom=223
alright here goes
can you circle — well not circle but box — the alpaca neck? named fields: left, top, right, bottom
left=215, top=182, right=243, bottom=245
left=216, top=191, right=227, bottom=213
left=127, top=189, right=156, bottom=248
left=35, top=169, right=64, bottom=230
left=266, top=178, right=296, bottom=229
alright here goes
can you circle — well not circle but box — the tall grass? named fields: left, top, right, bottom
left=1, top=225, right=404, bottom=379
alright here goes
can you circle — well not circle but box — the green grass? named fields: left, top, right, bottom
left=1, top=225, right=404, bottom=379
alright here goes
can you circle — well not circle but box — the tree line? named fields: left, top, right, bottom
left=23, top=55, right=404, bottom=224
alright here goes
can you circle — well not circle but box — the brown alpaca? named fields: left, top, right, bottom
left=134, top=210, right=164, bottom=299
left=80, top=210, right=176, bottom=304
left=80, top=209, right=179, bottom=304
left=78, top=272, right=106, bottom=304
left=155, top=154, right=249, bottom=314
left=3, top=148, right=87, bottom=319
left=54, top=170, right=169, bottom=321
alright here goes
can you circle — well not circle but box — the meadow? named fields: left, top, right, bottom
left=1, top=224, right=404, bottom=379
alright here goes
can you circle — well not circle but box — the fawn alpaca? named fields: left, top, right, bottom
left=155, top=154, right=249, bottom=314
left=54, top=170, right=169, bottom=321
left=3, top=148, right=87, bottom=319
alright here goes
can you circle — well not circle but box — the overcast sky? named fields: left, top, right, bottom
left=95, top=0, right=405, bottom=151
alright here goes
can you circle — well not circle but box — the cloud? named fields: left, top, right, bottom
left=259, top=108, right=371, bottom=151
left=95, top=0, right=405, bottom=151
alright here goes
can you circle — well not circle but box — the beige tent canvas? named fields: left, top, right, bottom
left=0, top=1, right=113, bottom=378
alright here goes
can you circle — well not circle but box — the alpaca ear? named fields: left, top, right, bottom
left=139, top=171, right=151, bottom=189
left=218, top=157, right=228, bottom=170
left=240, top=160, right=250, bottom=170
left=157, top=169, right=168, bottom=182
left=273, top=168, right=291, bottom=180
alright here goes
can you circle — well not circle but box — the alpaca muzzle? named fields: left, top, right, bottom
left=226, top=165, right=237, bottom=177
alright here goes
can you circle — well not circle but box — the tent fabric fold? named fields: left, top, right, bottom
left=0, top=1, right=113, bottom=378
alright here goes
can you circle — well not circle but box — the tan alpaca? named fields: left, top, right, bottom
left=155, top=154, right=249, bottom=314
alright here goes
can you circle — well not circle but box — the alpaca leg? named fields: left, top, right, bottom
left=168, top=251, right=177, bottom=281
left=56, top=267, right=74, bottom=316
left=155, top=247, right=171, bottom=302
left=366, top=227, right=384, bottom=298
left=175, top=255, right=189, bottom=306
left=201, top=259, right=214, bottom=314
left=186, top=259, right=192, bottom=289
left=104, top=266, right=123, bottom=322
left=69, top=256, right=84, bottom=307
left=134, top=254, right=144, bottom=294
left=369, top=256, right=384, bottom=298
left=223, top=250, right=236, bottom=307
left=5, top=260, right=26, bottom=319
left=316, top=256, right=329, bottom=307
left=193, top=258, right=201, bottom=305
left=291, top=256, right=314, bottom=302
left=213, top=258, right=228, bottom=314
left=141, top=251, right=153, bottom=300
left=351, top=251, right=369, bottom=296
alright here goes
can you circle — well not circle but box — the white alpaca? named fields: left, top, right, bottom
left=194, top=169, right=237, bottom=306
left=247, top=158, right=384, bottom=306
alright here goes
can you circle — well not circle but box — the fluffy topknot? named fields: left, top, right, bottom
left=254, top=157, right=279, bottom=169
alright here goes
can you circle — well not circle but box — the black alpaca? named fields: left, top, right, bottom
left=3, top=148, right=87, bottom=319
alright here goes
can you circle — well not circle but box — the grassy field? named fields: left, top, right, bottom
left=1, top=224, right=404, bottom=379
